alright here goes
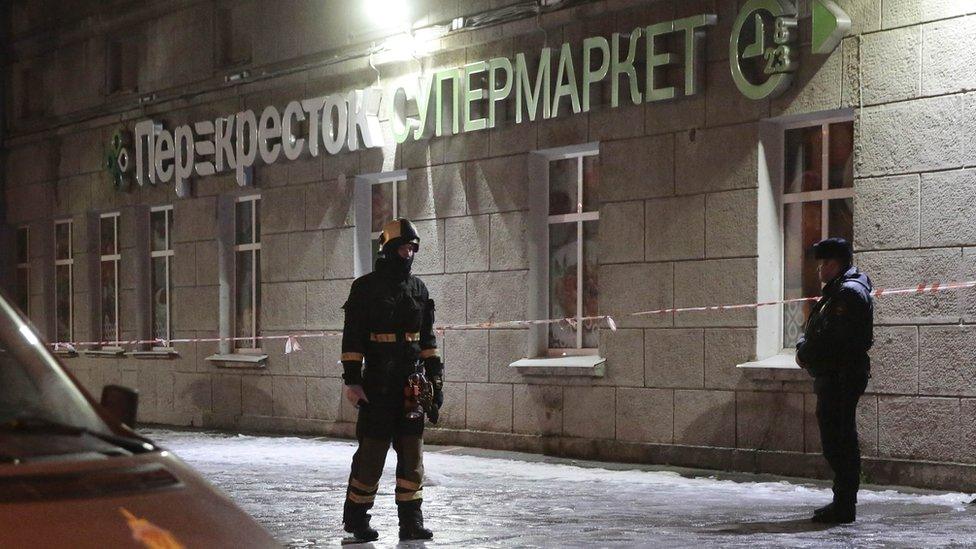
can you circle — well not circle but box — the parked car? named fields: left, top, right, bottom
left=0, top=290, right=280, bottom=548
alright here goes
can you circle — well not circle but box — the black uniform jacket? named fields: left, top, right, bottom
left=341, top=261, right=437, bottom=406
left=796, top=266, right=874, bottom=379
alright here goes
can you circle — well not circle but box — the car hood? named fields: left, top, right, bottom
left=0, top=431, right=136, bottom=463
left=0, top=450, right=280, bottom=548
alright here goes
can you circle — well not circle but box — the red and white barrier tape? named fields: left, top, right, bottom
left=48, top=280, right=976, bottom=355
left=51, top=332, right=343, bottom=355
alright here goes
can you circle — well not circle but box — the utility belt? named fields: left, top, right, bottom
left=360, top=335, right=421, bottom=395
left=369, top=332, right=420, bottom=343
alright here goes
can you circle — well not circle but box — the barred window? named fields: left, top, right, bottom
left=150, top=206, right=174, bottom=344
left=54, top=220, right=74, bottom=342
left=99, top=213, right=122, bottom=344
left=781, top=120, right=854, bottom=348
left=234, top=195, right=261, bottom=349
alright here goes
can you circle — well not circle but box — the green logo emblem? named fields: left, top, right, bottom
left=730, top=0, right=799, bottom=100
left=105, top=128, right=132, bottom=189
left=730, top=0, right=850, bottom=100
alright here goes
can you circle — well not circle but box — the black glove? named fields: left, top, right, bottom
left=794, top=336, right=807, bottom=369
left=342, top=360, right=363, bottom=385
left=428, top=375, right=444, bottom=424
left=423, top=355, right=444, bottom=378
left=433, top=377, right=444, bottom=407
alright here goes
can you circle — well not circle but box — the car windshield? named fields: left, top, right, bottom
left=0, top=292, right=109, bottom=434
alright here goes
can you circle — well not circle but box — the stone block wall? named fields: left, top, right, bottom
left=4, top=0, right=976, bottom=491
left=844, top=0, right=976, bottom=483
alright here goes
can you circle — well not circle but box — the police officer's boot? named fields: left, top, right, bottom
left=343, top=501, right=379, bottom=542
left=397, top=500, right=433, bottom=541
left=813, top=502, right=833, bottom=516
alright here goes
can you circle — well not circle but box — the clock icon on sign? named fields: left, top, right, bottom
left=729, top=0, right=799, bottom=101
left=729, top=0, right=851, bottom=101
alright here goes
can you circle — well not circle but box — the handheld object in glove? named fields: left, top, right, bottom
left=404, top=361, right=437, bottom=421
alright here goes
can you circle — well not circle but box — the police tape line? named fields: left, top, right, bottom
left=48, top=279, right=976, bottom=355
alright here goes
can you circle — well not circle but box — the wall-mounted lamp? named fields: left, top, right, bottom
left=364, top=0, right=410, bottom=29
left=372, top=26, right=445, bottom=66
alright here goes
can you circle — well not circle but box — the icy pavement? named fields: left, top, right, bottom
left=146, top=429, right=976, bottom=548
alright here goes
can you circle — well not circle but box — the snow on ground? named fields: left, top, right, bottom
left=146, top=429, right=976, bottom=548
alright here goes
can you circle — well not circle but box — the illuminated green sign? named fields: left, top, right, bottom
left=107, top=2, right=849, bottom=195
left=730, top=0, right=850, bottom=100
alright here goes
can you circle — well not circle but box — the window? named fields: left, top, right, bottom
left=54, top=220, right=73, bottom=342
left=207, top=193, right=268, bottom=364
left=515, top=143, right=605, bottom=374
left=150, top=206, right=174, bottom=344
left=781, top=121, right=854, bottom=348
left=745, top=110, right=854, bottom=367
left=99, top=213, right=122, bottom=344
left=234, top=195, right=261, bottom=349
left=15, top=226, right=29, bottom=316
left=105, top=35, right=140, bottom=94
left=216, top=5, right=252, bottom=67
left=20, top=66, right=45, bottom=119
left=353, top=170, right=408, bottom=276
left=370, top=172, right=407, bottom=267
left=547, top=152, right=600, bottom=352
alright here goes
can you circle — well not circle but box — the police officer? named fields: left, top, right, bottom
left=340, top=218, right=443, bottom=542
left=795, top=237, right=873, bottom=524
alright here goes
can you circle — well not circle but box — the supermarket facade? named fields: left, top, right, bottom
left=2, top=0, right=976, bottom=490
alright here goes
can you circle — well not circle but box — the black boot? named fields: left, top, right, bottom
left=813, top=502, right=833, bottom=516
left=811, top=502, right=855, bottom=524
left=398, top=500, right=433, bottom=541
left=343, top=501, right=379, bottom=542
left=345, top=525, right=379, bottom=543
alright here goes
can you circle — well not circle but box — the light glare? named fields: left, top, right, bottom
left=365, top=0, right=409, bottom=28
left=19, top=324, right=39, bottom=346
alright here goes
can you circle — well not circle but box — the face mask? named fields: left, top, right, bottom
left=378, top=247, right=413, bottom=277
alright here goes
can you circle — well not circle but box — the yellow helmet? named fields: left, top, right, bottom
left=378, top=218, right=420, bottom=253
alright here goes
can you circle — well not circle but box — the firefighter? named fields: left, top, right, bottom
left=340, top=218, right=443, bottom=542
left=796, top=237, right=873, bottom=524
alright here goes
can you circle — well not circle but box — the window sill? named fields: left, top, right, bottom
left=127, top=348, right=179, bottom=359
left=736, top=353, right=811, bottom=382
left=509, top=355, right=606, bottom=377
left=82, top=347, right=125, bottom=358
left=205, top=353, right=268, bottom=368
left=736, top=353, right=801, bottom=370
left=52, top=349, right=78, bottom=358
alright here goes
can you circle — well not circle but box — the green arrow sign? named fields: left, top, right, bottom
left=812, top=0, right=851, bottom=55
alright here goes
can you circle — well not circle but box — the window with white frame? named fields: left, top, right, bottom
left=54, top=219, right=73, bottom=342
left=99, top=212, right=122, bottom=344
left=352, top=170, right=408, bottom=276
left=16, top=226, right=30, bottom=316
left=234, top=195, right=261, bottom=349
left=781, top=119, right=854, bottom=349
left=150, top=206, right=174, bottom=344
left=546, top=150, right=600, bottom=353
left=369, top=172, right=408, bottom=268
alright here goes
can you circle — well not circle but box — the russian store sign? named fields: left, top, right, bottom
left=108, top=0, right=849, bottom=196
